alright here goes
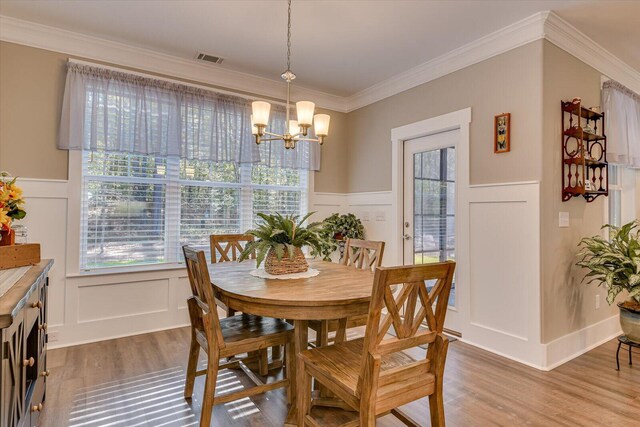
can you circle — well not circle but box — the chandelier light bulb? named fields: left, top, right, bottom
left=251, top=101, right=271, bottom=126
left=296, top=101, right=315, bottom=127
left=288, top=120, right=299, bottom=137
left=313, top=114, right=330, bottom=136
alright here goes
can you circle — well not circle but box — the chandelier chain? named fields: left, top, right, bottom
left=286, top=0, right=292, bottom=71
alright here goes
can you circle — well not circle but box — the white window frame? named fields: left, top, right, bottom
left=66, top=150, right=312, bottom=276
left=603, top=164, right=636, bottom=239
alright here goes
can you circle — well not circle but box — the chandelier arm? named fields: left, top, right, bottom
left=263, top=131, right=285, bottom=138
left=257, top=137, right=287, bottom=142
left=295, top=137, right=321, bottom=143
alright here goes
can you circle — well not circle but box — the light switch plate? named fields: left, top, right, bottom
left=375, top=211, right=385, bottom=221
left=559, top=212, right=570, bottom=228
left=363, top=213, right=370, bottom=221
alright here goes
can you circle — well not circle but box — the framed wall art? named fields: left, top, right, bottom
left=494, top=112, right=511, bottom=153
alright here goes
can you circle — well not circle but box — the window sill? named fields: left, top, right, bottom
left=66, top=263, right=186, bottom=278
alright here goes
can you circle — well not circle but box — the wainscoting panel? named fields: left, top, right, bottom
left=463, top=182, right=545, bottom=368
left=77, top=279, right=170, bottom=322
left=19, top=179, right=69, bottom=328
left=309, top=192, right=347, bottom=220
left=469, top=200, right=530, bottom=340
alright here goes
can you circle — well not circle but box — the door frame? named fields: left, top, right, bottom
left=390, top=108, right=471, bottom=334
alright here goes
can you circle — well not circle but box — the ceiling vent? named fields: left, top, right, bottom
left=195, top=52, right=224, bottom=65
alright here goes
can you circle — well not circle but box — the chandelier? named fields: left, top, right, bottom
left=251, top=0, right=330, bottom=150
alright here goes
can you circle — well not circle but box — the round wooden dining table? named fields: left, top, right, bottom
left=208, top=258, right=375, bottom=426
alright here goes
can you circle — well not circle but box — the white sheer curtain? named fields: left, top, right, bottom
left=603, top=80, right=640, bottom=168
left=59, top=62, right=321, bottom=170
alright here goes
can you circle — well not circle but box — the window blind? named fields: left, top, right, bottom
left=81, top=151, right=307, bottom=270
left=412, top=147, right=456, bottom=264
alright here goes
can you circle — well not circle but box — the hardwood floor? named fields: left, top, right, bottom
left=41, top=327, right=639, bottom=426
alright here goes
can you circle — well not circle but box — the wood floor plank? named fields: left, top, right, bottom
left=39, top=327, right=638, bottom=426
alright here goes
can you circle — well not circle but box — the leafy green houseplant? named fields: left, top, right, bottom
left=577, top=221, right=640, bottom=342
left=315, top=213, right=365, bottom=261
left=239, top=212, right=326, bottom=275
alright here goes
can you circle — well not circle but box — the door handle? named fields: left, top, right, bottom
left=402, top=234, right=412, bottom=240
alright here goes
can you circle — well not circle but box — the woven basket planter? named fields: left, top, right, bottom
left=264, top=247, right=308, bottom=275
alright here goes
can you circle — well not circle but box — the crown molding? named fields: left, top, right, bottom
left=543, top=11, right=640, bottom=95
left=1, top=11, right=638, bottom=114
left=0, top=15, right=349, bottom=112
left=345, top=12, right=549, bottom=112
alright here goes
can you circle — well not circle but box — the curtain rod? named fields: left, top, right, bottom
left=67, top=59, right=290, bottom=107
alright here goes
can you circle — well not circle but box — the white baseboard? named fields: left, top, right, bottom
left=543, top=314, right=621, bottom=370
left=47, top=322, right=190, bottom=350
left=457, top=336, right=546, bottom=371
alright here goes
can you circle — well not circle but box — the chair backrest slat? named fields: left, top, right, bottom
left=342, top=238, right=385, bottom=271
left=210, top=234, right=255, bottom=263
left=183, top=246, right=225, bottom=348
left=358, top=261, right=455, bottom=396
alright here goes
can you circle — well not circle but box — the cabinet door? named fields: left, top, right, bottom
left=37, top=280, right=47, bottom=361
left=1, top=311, right=26, bottom=427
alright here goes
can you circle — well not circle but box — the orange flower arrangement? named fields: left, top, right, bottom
left=0, top=172, right=26, bottom=231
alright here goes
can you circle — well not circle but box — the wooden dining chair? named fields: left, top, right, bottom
left=297, top=261, right=456, bottom=427
left=209, top=233, right=272, bottom=375
left=309, top=238, right=385, bottom=348
left=210, top=234, right=255, bottom=265
left=210, top=234, right=255, bottom=317
left=182, top=246, right=295, bottom=427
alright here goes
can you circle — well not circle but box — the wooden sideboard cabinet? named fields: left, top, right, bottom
left=0, top=260, right=52, bottom=427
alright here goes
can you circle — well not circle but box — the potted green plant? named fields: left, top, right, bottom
left=577, top=221, right=640, bottom=343
left=314, top=213, right=365, bottom=261
left=239, top=212, right=326, bottom=275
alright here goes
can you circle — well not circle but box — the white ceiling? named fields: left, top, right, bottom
left=0, top=0, right=638, bottom=97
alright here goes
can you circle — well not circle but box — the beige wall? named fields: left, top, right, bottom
left=540, top=41, right=616, bottom=343
left=0, top=41, right=348, bottom=192
left=346, top=40, right=544, bottom=191
left=0, top=41, right=69, bottom=179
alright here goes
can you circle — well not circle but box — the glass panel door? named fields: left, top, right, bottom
left=412, top=147, right=456, bottom=306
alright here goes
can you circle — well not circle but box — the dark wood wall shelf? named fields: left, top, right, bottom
left=561, top=100, right=608, bottom=203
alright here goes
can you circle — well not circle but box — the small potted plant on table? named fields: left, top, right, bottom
left=577, top=221, right=640, bottom=343
left=239, top=212, right=326, bottom=275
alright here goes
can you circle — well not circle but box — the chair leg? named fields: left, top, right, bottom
left=315, top=320, right=329, bottom=348
left=200, top=353, right=219, bottom=427
left=428, top=334, right=448, bottom=427
left=428, top=390, right=445, bottom=427
left=259, top=349, right=269, bottom=376
left=184, top=331, right=200, bottom=399
left=360, top=408, right=377, bottom=427
left=285, top=338, right=295, bottom=404
left=296, top=356, right=311, bottom=427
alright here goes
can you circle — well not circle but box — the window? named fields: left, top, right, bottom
left=413, top=147, right=455, bottom=264
left=81, top=151, right=307, bottom=270
left=62, top=63, right=315, bottom=270
left=608, top=165, right=622, bottom=227
left=606, top=164, right=636, bottom=235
